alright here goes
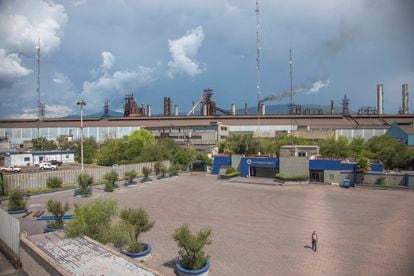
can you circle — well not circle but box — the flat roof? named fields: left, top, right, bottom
left=26, top=232, right=157, bottom=276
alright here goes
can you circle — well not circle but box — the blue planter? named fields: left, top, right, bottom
left=175, top=261, right=210, bottom=276
left=120, top=243, right=152, bottom=261
left=43, top=225, right=64, bottom=233
left=7, top=208, right=27, bottom=215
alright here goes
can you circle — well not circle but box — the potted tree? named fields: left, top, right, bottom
left=7, top=190, right=27, bottom=214
left=141, top=167, right=152, bottom=182
left=173, top=224, right=212, bottom=276
left=44, top=200, right=70, bottom=233
left=104, top=170, right=119, bottom=192
left=158, top=164, right=168, bottom=179
left=168, top=164, right=179, bottom=177
left=74, top=174, right=93, bottom=197
left=124, top=170, right=138, bottom=186
left=154, top=161, right=162, bottom=176
left=119, top=208, right=155, bottom=261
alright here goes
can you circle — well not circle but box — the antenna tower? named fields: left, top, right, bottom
left=255, top=0, right=261, bottom=113
left=36, top=37, right=43, bottom=120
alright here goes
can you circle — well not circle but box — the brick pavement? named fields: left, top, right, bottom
left=11, top=174, right=414, bottom=276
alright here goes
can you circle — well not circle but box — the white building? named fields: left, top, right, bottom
left=4, top=150, right=75, bottom=167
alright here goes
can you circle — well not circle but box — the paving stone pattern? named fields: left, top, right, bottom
left=13, top=175, right=414, bottom=276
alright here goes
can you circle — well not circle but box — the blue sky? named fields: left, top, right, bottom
left=0, top=0, right=413, bottom=117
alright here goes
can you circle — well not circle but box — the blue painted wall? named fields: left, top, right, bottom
left=310, top=159, right=383, bottom=172
left=211, top=155, right=232, bottom=174
left=240, top=157, right=279, bottom=177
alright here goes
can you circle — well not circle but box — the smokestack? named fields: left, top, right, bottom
left=330, top=100, right=334, bottom=115
left=376, top=84, right=384, bottom=115
left=164, top=97, right=171, bottom=116
left=402, top=84, right=409, bottom=114
left=231, top=104, right=236, bottom=116
left=202, top=104, right=207, bottom=116
left=244, top=103, right=248, bottom=115
left=260, top=103, right=266, bottom=116
left=146, top=105, right=152, bottom=117
left=174, top=105, right=179, bottom=116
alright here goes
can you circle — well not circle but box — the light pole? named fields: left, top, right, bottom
left=77, top=100, right=86, bottom=171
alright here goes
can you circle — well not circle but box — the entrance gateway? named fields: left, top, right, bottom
left=242, top=157, right=279, bottom=178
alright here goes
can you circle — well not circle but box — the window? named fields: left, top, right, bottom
left=66, top=155, right=69, bottom=159
left=24, top=157, right=30, bottom=161
left=298, top=152, right=306, bottom=157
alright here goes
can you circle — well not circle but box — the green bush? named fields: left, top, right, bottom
left=104, top=182, right=114, bottom=192
left=168, top=164, right=180, bottom=176
left=8, top=190, right=27, bottom=211
left=172, top=224, right=212, bottom=270
left=124, top=170, right=138, bottom=183
left=275, top=173, right=309, bottom=181
left=119, top=208, right=155, bottom=253
left=46, top=200, right=69, bottom=229
left=46, top=177, right=63, bottom=189
left=0, top=176, right=5, bottom=195
left=154, top=161, right=162, bottom=175
left=66, top=199, right=118, bottom=243
left=375, top=177, right=386, bottom=185
left=159, top=164, right=168, bottom=177
left=225, top=167, right=236, bottom=175
left=104, top=170, right=118, bottom=190
left=142, top=167, right=152, bottom=178
left=77, top=174, right=93, bottom=194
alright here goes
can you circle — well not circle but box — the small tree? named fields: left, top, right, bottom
left=172, top=224, right=212, bottom=270
left=154, top=161, right=162, bottom=176
left=142, top=167, right=152, bottom=178
left=168, top=164, right=179, bottom=176
left=46, top=200, right=70, bottom=229
left=356, top=156, right=370, bottom=184
left=77, top=173, right=93, bottom=194
left=66, top=199, right=117, bottom=243
left=8, top=190, right=27, bottom=211
left=104, top=170, right=119, bottom=190
left=119, top=208, right=155, bottom=253
left=124, top=170, right=137, bottom=184
left=47, top=177, right=63, bottom=189
left=159, top=165, right=168, bottom=178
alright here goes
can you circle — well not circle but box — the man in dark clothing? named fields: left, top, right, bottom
left=312, top=231, right=318, bottom=252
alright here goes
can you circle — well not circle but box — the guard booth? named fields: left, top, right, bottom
left=240, top=157, right=279, bottom=178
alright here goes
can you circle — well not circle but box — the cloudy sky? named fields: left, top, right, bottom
left=0, top=0, right=413, bottom=118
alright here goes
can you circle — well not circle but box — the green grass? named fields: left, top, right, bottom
left=27, top=184, right=76, bottom=194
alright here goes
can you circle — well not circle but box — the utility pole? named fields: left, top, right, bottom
left=77, top=100, right=86, bottom=171
left=255, top=0, right=262, bottom=137
left=289, top=49, right=294, bottom=155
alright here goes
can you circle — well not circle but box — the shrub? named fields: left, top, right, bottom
left=142, top=167, right=152, bottom=178
left=154, top=161, right=162, bottom=175
left=375, top=177, right=386, bottom=185
left=225, top=167, right=236, bottom=175
left=8, top=190, right=27, bottom=211
left=159, top=164, right=168, bottom=177
left=124, top=170, right=137, bottom=183
left=168, top=164, right=180, bottom=176
left=172, top=224, right=212, bottom=270
left=46, top=200, right=69, bottom=229
left=275, top=173, right=309, bottom=181
left=0, top=176, right=5, bottom=195
left=104, top=171, right=118, bottom=190
left=119, top=208, right=155, bottom=253
left=46, top=177, right=63, bottom=189
left=66, top=199, right=118, bottom=243
left=77, top=174, right=93, bottom=194
left=104, top=182, right=114, bottom=192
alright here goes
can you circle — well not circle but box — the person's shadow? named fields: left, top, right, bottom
left=304, top=245, right=313, bottom=250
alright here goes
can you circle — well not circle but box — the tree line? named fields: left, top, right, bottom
left=31, top=129, right=210, bottom=167
left=219, top=134, right=414, bottom=170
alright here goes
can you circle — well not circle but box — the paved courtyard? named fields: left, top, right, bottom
left=10, top=174, right=414, bottom=275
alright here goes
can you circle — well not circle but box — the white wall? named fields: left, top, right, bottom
left=7, top=154, right=33, bottom=167
left=33, top=153, right=75, bottom=164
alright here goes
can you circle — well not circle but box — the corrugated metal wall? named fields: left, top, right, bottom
left=0, top=208, right=20, bottom=257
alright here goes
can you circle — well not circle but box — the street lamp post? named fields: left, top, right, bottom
left=77, top=100, right=86, bottom=171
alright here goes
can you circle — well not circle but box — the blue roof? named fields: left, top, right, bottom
left=0, top=149, right=17, bottom=154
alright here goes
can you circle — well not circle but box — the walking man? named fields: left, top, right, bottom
left=311, top=231, right=318, bottom=252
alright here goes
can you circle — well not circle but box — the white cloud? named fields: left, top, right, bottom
left=0, top=49, right=32, bottom=83
left=19, top=104, right=72, bottom=118
left=0, top=0, right=68, bottom=55
left=100, top=51, right=115, bottom=72
left=167, top=26, right=205, bottom=78
left=81, top=51, right=157, bottom=106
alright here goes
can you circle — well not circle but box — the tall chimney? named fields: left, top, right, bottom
left=377, top=84, right=384, bottom=115
left=330, top=100, right=334, bottom=115
left=146, top=105, right=152, bottom=117
left=231, top=104, right=236, bottom=116
left=163, top=97, right=171, bottom=116
left=202, top=104, right=207, bottom=116
left=174, top=105, right=179, bottom=116
left=244, top=103, right=248, bottom=115
left=260, top=103, right=266, bottom=116
left=402, top=84, right=409, bottom=114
